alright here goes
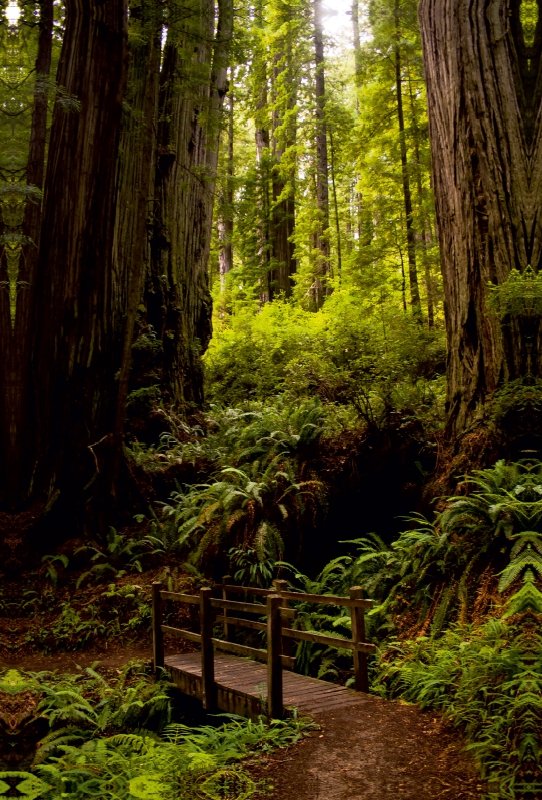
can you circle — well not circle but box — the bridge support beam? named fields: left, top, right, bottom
left=200, top=587, right=216, bottom=710
left=267, top=593, right=283, bottom=719
left=351, top=586, right=369, bottom=692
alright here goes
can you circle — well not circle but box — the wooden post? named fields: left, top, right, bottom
left=200, top=588, right=215, bottom=710
left=273, top=579, right=291, bottom=657
left=222, top=575, right=232, bottom=641
left=350, top=586, right=369, bottom=693
left=152, top=581, right=164, bottom=675
left=267, top=594, right=283, bottom=719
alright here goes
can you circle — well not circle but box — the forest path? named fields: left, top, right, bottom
left=250, top=695, right=484, bottom=800
left=1, top=649, right=484, bottom=799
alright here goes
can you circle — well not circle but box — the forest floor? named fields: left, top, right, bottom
left=0, top=646, right=484, bottom=800
left=250, top=696, right=484, bottom=800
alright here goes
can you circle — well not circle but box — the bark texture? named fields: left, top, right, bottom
left=419, top=0, right=542, bottom=436
left=148, top=0, right=233, bottom=405
left=29, top=0, right=128, bottom=524
left=270, top=40, right=296, bottom=299
left=0, top=0, right=54, bottom=505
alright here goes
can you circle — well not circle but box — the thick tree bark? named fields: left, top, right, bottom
left=113, top=13, right=161, bottom=457
left=419, top=0, right=542, bottom=437
left=28, top=0, right=128, bottom=526
left=148, top=0, right=233, bottom=406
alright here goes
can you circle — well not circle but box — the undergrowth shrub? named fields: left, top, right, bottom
left=0, top=665, right=314, bottom=800
left=375, top=610, right=542, bottom=798
left=204, top=293, right=446, bottom=426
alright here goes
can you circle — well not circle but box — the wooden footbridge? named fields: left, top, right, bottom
left=152, top=578, right=376, bottom=719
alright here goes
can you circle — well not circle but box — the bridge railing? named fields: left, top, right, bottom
left=152, top=579, right=376, bottom=718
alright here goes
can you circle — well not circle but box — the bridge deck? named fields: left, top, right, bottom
left=165, top=651, right=369, bottom=718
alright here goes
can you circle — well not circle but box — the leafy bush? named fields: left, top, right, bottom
left=0, top=666, right=314, bottom=800
left=375, top=611, right=542, bottom=798
left=205, top=292, right=445, bottom=409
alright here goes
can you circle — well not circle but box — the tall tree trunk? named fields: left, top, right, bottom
left=112, top=10, right=161, bottom=462
left=419, top=0, right=542, bottom=438
left=26, top=0, right=128, bottom=532
left=0, top=0, right=54, bottom=507
left=270, top=13, right=296, bottom=300
left=395, top=0, right=422, bottom=321
left=329, top=127, right=342, bottom=276
left=218, top=70, right=234, bottom=288
left=148, top=0, right=233, bottom=407
left=312, top=0, right=331, bottom=309
left=351, top=0, right=362, bottom=84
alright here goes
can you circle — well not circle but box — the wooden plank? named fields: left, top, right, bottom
left=282, top=627, right=376, bottom=653
left=215, top=682, right=265, bottom=721
left=212, top=637, right=267, bottom=661
left=165, top=665, right=202, bottom=700
left=211, top=637, right=295, bottom=669
left=210, top=598, right=268, bottom=614
left=222, top=576, right=231, bottom=641
left=216, top=614, right=267, bottom=632
left=160, top=590, right=200, bottom=604
left=200, top=588, right=215, bottom=711
left=161, top=625, right=201, bottom=644
left=221, top=584, right=274, bottom=597
left=279, top=591, right=373, bottom=609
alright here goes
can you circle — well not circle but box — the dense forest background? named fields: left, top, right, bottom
left=1, top=0, right=542, bottom=798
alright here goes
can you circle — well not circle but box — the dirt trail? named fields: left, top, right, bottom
left=251, top=695, right=484, bottom=800
left=1, top=651, right=483, bottom=799
left=0, top=645, right=153, bottom=672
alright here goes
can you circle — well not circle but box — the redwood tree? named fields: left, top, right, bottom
left=419, top=0, right=542, bottom=437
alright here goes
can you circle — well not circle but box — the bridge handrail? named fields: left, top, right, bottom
left=152, top=579, right=373, bottom=717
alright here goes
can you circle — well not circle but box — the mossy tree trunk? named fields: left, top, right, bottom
left=147, top=0, right=233, bottom=406
left=419, top=0, right=542, bottom=438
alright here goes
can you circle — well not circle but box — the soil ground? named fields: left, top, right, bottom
left=0, top=649, right=484, bottom=799
left=0, top=644, right=154, bottom=672
left=250, top=696, right=484, bottom=800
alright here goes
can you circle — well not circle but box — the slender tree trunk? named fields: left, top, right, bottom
left=252, top=10, right=272, bottom=302
left=419, top=0, right=542, bottom=437
left=270, top=14, right=296, bottom=300
left=148, top=0, right=233, bottom=406
left=351, top=0, right=362, bottom=83
left=395, top=0, right=422, bottom=320
left=218, top=70, right=234, bottom=288
left=329, top=127, right=342, bottom=276
left=28, top=0, right=128, bottom=530
left=312, top=0, right=330, bottom=308
left=407, top=71, right=434, bottom=327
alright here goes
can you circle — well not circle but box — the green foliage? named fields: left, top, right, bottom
left=153, top=396, right=329, bottom=563
left=75, top=527, right=164, bottom=588
left=375, top=614, right=542, bottom=798
left=205, top=293, right=445, bottom=420
left=488, top=267, right=542, bottom=319
left=0, top=666, right=313, bottom=800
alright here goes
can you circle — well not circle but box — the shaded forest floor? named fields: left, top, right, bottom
left=0, top=643, right=484, bottom=800
left=251, top=698, right=483, bottom=800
